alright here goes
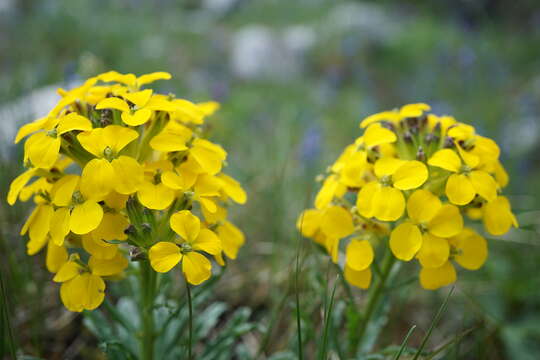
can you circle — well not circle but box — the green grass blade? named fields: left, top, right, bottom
left=0, top=267, right=16, bottom=359
left=425, top=327, right=477, bottom=360
left=393, top=325, right=417, bottom=360
left=185, top=280, right=193, bottom=360
left=412, top=286, right=455, bottom=360
left=295, top=214, right=304, bottom=360
left=318, top=275, right=338, bottom=360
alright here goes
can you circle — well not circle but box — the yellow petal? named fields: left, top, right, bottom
left=390, top=222, right=422, bottom=261
left=363, top=123, right=397, bottom=148
left=428, top=204, right=463, bottom=238
left=27, top=205, right=54, bottom=255
left=82, top=234, right=118, bottom=260
left=183, top=252, right=212, bottom=285
left=374, top=157, right=405, bottom=177
left=149, top=122, right=192, bottom=152
left=217, top=222, right=245, bottom=260
left=428, top=149, right=461, bottom=173
left=70, top=201, right=103, bottom=235
left=320, top=205, right=354, bottom=239
left=60, top=280, right=83, bottom=312
left=197, top=101, right=220, bottom=116
left=456, top=144, right=480, bottom=168
left=392, top=160, right=428, bottom=190
left=137, top=72, right=172, bottom=86
left=448, top=123, right=475, bottom=140
left=7, top=169, right=36, bottom=205
left=103, top=125, right=140, bottom=154
left=50, top=208, right=71, bottom=246
left=193, top=229, right=222, bottom=255
left=493, top=161, right=509, bottom=188
left=81, top=273, right=106, bottom=310
left=372, top=186, right=405, bottom=221
left=53, top=260, right=82, bottom=282
left=104, top=191, right=129, bottom=210
left=25, top=132, right=60, bottom=169
left=89, top=253, right=128, bottom=276
left=419, top=261, right=456, bottom=290
left=121, top=108, right=152, bottom=126
left=57, top=113, right=93, bottom=135
left=137, top=181, right=176, bottom=210
left=92, top=212, right=128, bottom=241
left=123, top=89, right=152, bottom=107
left=198, top=197, right=217, bottom=214
left=194, top=174, right=221, bottom=197
left=46, top=240, right=68, bottom=273
left=173, top=99, right=205, bottom=124
left=400, top=103, right=431, bottom=117
left=483, top=196, right=517, bottom=236
left=346, top=239, right=374, bottom=271
left=407, top=189, right=442, bottom=223
left=450, top=228, right=487, bottom=270
left=14, top=116, right=49, bottom=144
left=161, top=171, right=185, bottom=190
left=296, top=209, right=323, bottom=238
left=111, top=156, right=143, bottom=194
left=344, top=265, right=372, bottom=289
left=469, top=171, right=497, bottom=202
left=170, top=210, right=201, bottom=242
left=417, top=234, right=450, bottom=268
left=189, top=139, right=227, bottom=175
left=51, top=174, right=80, bottom=207
left=95, top=97, right=130, bottom=112
left=149, top=242, right=182, bottom=273
left=446, top=173, right=475, bottom=205
left=356, top=181, right=379, bottom=218
left=315, top=175, right=341, bottom=210
left=218, top=174, right=247, bottom=204
left=80, top=158, right=116, bottom=201
left=359, top=111, right=400, bottom=128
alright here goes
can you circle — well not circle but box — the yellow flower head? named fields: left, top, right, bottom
left=8, top=71, right=246, bottom=311
left=299, top=103, right=517, bottom=291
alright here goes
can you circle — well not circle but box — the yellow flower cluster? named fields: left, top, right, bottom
left=298, top=104, right=517, bottom=290
left=8, top=71, right=247, bottom=312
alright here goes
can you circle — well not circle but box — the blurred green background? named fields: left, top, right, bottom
left=1, top=0, right=540, bottom=359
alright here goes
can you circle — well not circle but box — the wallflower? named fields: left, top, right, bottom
left=298, top=103, right=517, bottom=291
left=8, top=71, right=246, bottom=311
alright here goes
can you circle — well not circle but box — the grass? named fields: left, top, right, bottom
left=1, top=0, right=540, bottom=359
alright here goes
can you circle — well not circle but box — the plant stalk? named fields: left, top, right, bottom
left=349, top=250, right=396, bottom=356
left=140, top=260, right=157, bottom=360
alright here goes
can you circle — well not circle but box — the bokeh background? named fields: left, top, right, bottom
left=1, top=0, right=540, bottom=359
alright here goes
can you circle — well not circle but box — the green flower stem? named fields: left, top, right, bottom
left=349, top=250, right=397, bottom=356
left=140, top=260, right=157, bottom=360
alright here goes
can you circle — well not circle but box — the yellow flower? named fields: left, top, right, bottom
left=53, top=253, right=127, bottom=312
left=77, top=125, right=143, bottom=199
left=428, top=147, right=498, bottom=205
left=23, top=113, right=92, bottom=169
left=390, top=189, right=463, bottom=267
left=357, top=158, right=428, bottom=221
left=149, top=210, right=222, bottom=285
left=299, top=103, right=514, bottom=292
left=482, top=196, right=518, bottom=235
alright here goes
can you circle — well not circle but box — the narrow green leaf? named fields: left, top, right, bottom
left=412, top=286, right=455, bottom=360
left=393, top=325, right=417, bottom=360
left=319, top=275, right=339, bottom=360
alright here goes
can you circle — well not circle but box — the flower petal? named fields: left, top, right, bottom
left=469, top=170, right=497, bottom=202
left=170, top=210, right=201, bottom=242
left=111, top=156, right=144, bottom=194
left=80, top=158, right=116, bottom=201
left=149, top=242, right=182, bottom=273
left=70, top=201, right=103, bottom=235
left=344, top=265, right=372, bottom=289
left=446, top=173, right=475, bottom=205
left=89, top=253, right=128, bottom=276
left=417, top=233, right=450, bottom=268
left=390, top=222, right=422, bottom=261
left=372, top=186, right=405, bottom=221
left=137, top=181, right=175, bottom=210
left=450, top=228, right=488, bottom=270
left=392, top=160, right=428, bottom=190
left=320, top=205, right=354, bottom=239
left=428, top=204, right=463, bottom=238
left=419, top=261, right=456, bottom=290
left=182, top=252, right=212, bottom=285
left=364, top=123, right=397, bottom=148
left=427, top=149, right=461, bottom=172
left=407, top=189, right=442, bottom=223
left=346, top=239, right=374, bottom=271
